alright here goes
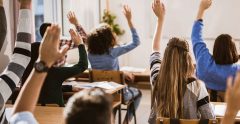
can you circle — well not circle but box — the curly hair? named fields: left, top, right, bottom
left=87, top=24, right=117, bottom=55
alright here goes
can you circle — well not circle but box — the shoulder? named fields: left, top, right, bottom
left=10, top=112, right=38, bottom=124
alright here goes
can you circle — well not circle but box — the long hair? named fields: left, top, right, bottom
left=213, top=34, right=239, bottom=65
left=153, top=37, right=195, bottom=118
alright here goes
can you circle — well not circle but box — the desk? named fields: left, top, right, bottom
left=6, top=105, right=64, bottom=124
left=211, top=102, right=240, bottom=122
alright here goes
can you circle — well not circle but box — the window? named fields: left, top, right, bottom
left=34, top=0, right=44, bottom=42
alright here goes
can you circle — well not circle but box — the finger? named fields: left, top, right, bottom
left=59, top=45, right=69, bottom=58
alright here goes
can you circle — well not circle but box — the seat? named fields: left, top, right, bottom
left=89, top=69, right=137, bottom=124
left=156, top=117, right=218, bottom=124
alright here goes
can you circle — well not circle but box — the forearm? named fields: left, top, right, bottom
left=127, top=20, right=134, bottom=29
left=76, top=25, right=87, bottom=43
left=197, top=8, right=205, bottom=20
left=76, top=44, right=88, bottom=69
left=12, top=70, right=47, bottom=114
left=152, top=19, right=164, bottom=52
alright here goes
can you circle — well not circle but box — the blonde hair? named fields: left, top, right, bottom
left=153, top=37, right=195, bottom=118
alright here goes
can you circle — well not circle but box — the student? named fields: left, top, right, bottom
left=37, top=28, right=87, bottom=107
left=87, top=5, right=141, bottom=124
left=222, top=72, right=240, bottom=124
left=149, top=0, right=215, bottom=123
left=0, top=0, right=32, bottom=123
left=0, top=0, right=7, bottom=51
left=191, top=0, right=240, bottom=92
left=10, top=25, right=112, bottom=124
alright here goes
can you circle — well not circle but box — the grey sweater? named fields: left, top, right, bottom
left=148, top=52, right=215, bottom=124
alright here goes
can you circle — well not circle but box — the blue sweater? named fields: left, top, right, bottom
left=191, top=20, right=240, bottom=91
left=88, top=28, right=140, bottom=70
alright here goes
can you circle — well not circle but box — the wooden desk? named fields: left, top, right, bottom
left=6, top=105, right=64, bottom=124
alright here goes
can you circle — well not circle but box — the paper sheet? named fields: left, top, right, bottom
left=120, top=66, right=145, bottom=73
left=213, top=104, right=240, bottom=117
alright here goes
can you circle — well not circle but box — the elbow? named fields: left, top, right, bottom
left=82, top=61, right=88, bottom=71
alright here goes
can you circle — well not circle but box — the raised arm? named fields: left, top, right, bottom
left=0, top=0, right=7, bottom=51
left=191, top=0, right=212, bottom=58
left=221, top=73, right=240, bottom=124
left=12, top=25, right=69, bottom=115
left=111, top=5, right=140, bottom=57
left=152, top=0, right=165, bottom=52
left=0, top=0, right=32, bottom=119
left=53, top=29, right=88, bottom=80
left=67, top=11, right=87, bottom=44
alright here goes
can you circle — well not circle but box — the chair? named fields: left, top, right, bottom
left=156, top=117, right=218, bottom=124
left=89, top=69, right=137, bottom=124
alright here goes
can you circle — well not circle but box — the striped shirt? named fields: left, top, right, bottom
left=0, top=9, right=32, bottom=124
left=148, top=52, right=215, bottom=124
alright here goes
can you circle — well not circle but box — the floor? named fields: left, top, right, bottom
left=116, top=89, right=151, bottom=124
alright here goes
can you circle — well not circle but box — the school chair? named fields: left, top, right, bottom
left=156, top=117, right=218, bottom=124
left=89, top=69, right=137, bottom=124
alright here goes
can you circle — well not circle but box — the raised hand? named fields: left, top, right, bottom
left=0, top=0, right=3, bottom=6
left=67, top=11, right=79, bottom=26
left=39, top=25, right=69, bottom=67
left=123, top=5, right=132, bottom=21
left=69, top=29, right=83, bottom=46
left=152, top=0, right=165, bottom=20
left=199, top=0, right=212, bottom=11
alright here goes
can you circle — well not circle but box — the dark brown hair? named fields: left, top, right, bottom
left=213, top=34, right=239, bottom=65
left=40, top=23, right=52, bottom=37
left=87, top=24, right=117, bottom=55
left=64, top=88, right=112, bottom=124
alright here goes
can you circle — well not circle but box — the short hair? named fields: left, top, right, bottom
left=64, top=88, right=112, bottom=124
left=213, top=34, right=239, bottom=65
left=87, top=23, right=117, bottom=55
left=39, top=23, right=52, bottom=38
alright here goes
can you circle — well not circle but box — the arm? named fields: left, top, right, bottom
left=150, top=52, right=161, bottom=87
left=221, top=73, right=240, bottom=124
left=197, top=81, right=215, bottom=119
left=191, top=0, right=212, bottom=59
left=151, top=0, right=165, bottom=52
left=111, top=5, right=140, bottom=57
left=0, top=0, right=32, bottom=117
left=0, top=0, right=7, bottom=51
left=12, top=25, right=69, bottom=114
left=54, top=29, right=88, bottom=80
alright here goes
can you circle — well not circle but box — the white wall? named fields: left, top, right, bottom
left=102, top=0, right=240, bottom=68
left=0, top=1, right=14, bottom=72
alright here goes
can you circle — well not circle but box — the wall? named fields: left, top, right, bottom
left=101, top=0, right=240, bottom=69
left=0, top=1, right=14, bottom=73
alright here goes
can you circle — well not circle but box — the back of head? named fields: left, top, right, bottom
left=39, top=23, right=52, bottom=38
left=64, top=88, right=112, bottom=124
left=153, top=37, right=194, bottom=118
left=87, top=23, right=116, bottom=55
left=213, top=34, right=238, bottom=65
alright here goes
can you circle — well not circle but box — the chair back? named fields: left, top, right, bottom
left=156, top=118, right=218, bottom=124
left=89, top=69, right=125, bottom=84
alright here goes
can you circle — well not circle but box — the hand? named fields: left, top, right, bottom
left=123, top=5, right=132, bottom=22
left=152, top=0, right=165, bottom=20
left=199, top=0, right=212, bottom=11
left=19, top=0, right=32, bottom=9
left=225, top=72, right=240, bottom=114
left=39, top=25, right=69, bottom=67
left=67, top=11, right=79, bottom=26
left=124, top=72, right=135, bottom=84
left=0, top=0, right=3, bottom=6
left=69, top=29, right=83, bottom=46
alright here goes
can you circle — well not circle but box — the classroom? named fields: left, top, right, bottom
left=0, top=0, right=240, bottom=124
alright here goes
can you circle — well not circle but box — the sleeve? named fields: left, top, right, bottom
left=0, top=6, right=7, bottom=51
left=53, top=44, right=88, bottom=80
left=197, top=81, right=215, bottom=119
left=0, top=9, right=32, bottom=117
left=191, top=20, right=212, bottom=62
left=76, top=25, right=87, bottom=44
left=10, top=112, right=38, bottom=124
left=149, top=52, right=161, bottom=87
left=111, top=28, right=140, bottom=57
left=62, top=85, right=73, bottom=92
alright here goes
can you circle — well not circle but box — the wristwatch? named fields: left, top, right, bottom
left=34, top=61, right=49, bottom=73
